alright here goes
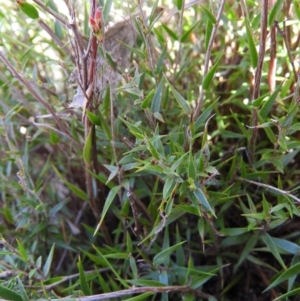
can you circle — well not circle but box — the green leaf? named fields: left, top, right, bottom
left=161, top=24, right=178, bottom=41
left=165, top=77, right=191, bottom=115
left=117, top=40, right=146, bottom=59
left=260, top=82, right=282, bottom=118
left=205, top=19, right=213, bottom=50
left=252, top=92, right=270, bottom=107
left=141, top=89, right=155, bottom=109
left=194, top=99, right=218, bottom=129
left=200, top=5, right=216, bottom=24
left=153, top=241, right=186, bottom=266
left=245, top=19, right=258, bottom=68
left=16, top=239, right=28, bottom=261
left=119, top=117, right=145, bottom=139
left=190, top=267, right=220, bottom=290
left=148, top=0, right=160, bottom=28
left=176, top=0, right=183, bottom=10
left=78, top=257, right=91, bottom=296
left=43, top=244, right=55, bottom=277
left=181, top=20, right=201, bottom=43
left=86, top=110, right=101, bottom=126
left=53, top=165, right=87, bottom=201
left=123, top=292, right=154, bottom=301
left=234, top=234, right=258, bottom=272
left=83, top=128, right=92, bottom=164
left=145, top=137, right=160, bottom=160
left=272, top=237, right=300, bottom=255
left=294, top=0, right=300, bottom=21
left=163, top=177, right=176, bottom=200
left=127, top=279, right=166, bottom=287
left=93, top=246, right=129, bottom=287
left=151, top=78, right=163, bottom=112
left=97, top=109, right=112, bottom=141
left=103, top=0, right=113, bottom=23
left=261, top=233, right=286, bottom=269
left=94, top=186, right=121, bottom=235
left=17, top=1, right=39, bottom=19
left=192, top=188, right=216, bottom=217
left=188, top=151, right=196, bottom=179
left=17, top=277, right=29, bottom=301
left=202, top=54, right=222, bottom=90
left=269, top=0, right=285, bottom=27
left=264, top=262, right=300, bottom=292
left=0, top=285, right=22, bottom=301
left=129, top=255, right=138, bottom=279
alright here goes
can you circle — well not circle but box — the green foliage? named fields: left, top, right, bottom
left=1, top=1, right=300, bottom=301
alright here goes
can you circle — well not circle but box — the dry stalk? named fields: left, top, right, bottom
left=29, top=285, right=212, bottom=301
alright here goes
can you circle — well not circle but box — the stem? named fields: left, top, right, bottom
left=249, top=0, right=268, bottom=162
left=237, top=177, right=300, bottom=203
left=192, top=0, right=226, bottom=121
left=0, top=52, right=69, bottom=135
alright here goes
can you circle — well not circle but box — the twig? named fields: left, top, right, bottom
left=36, top=285, right=211, bottom=301
left=30, top=117, right=81, bottom=148
left=192, top=0, right=226, bottom=121
left=249, top=0, right=268, bottom=162
left=237, top=177, right=300, bottom=203
left=173, top=0, right=185, bottom=73
left=268, top=0, right=277, bottom=93
left=274, top=20, right=298, bottom=80
left=38, top=19, right=73, bottom=62
left=137, top=0, right=155, bottom=73
left=0, top=52, right=68, bottom=135
left=32, top=0, right=70, bottom=28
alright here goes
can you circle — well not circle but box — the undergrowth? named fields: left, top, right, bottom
left=1, top=0, right=300, bottom=301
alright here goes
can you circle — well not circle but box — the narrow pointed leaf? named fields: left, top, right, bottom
left=0, top=285, right=22, bottom=301
left=78, top=257, right=91, bottom=295
left=103, top=0, right=112, bottom=23
left=264, top=262, right=300, bottom=292
left=93, top=246, right=129, bottom=287
left=269, top=0, right=285, bottom=27
left=261, top=233, right=286, bottom=269
left=200, top=5, right=216, bottom=24
left=17, top=1, right=39, bottom=19
left=245, top=19, right=258, bottom=68
left=153, top=241, right=186, bottom=266
left=43, top=244, right=55, bottom=277
left=151, top=79, right=163, bottom=112
left=17, top=277, right=30, bottom=301
left=94, top=186, right=121, bottom=235
left=165, top=77, right=191, bottom=115
left=83, top=128, right=92, bottom=164
left=193, top=188, right=216, bottom=217
left=202, top=54, right=222, bottom=89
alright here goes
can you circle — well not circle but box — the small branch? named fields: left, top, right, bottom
left=268, top=24, right=276, bottom=92
left=173, top=0, right=185, bottom=73
left=30, top=117, right=81, bottom=148
left=38, top=19, right=73, bottom=62
left=249, top=0, right=268, bottom=163
left=37, top=285, right=211, bottom=301
left=274, top=20, right=298, bottom=80
left=237, top=177, right=300, bottom=203
left=192, top=0, right=226, bottom=121
left=32, top=0, right=70, bottom=28
left=0, top=52, right=68, bottom=135
left=137, top=1, right=155, bottom=73
left=252, top=0, right=268, bottom=101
